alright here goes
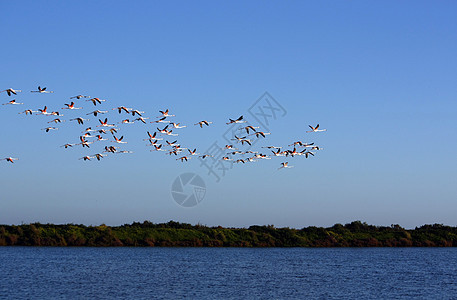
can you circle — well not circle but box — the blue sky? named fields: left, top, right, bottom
left=1, top=1, right=456, bottom=228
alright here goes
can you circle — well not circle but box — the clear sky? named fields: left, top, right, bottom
left=1, top=1, right=456, bottom=229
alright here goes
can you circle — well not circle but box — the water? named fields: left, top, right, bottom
left=0, top=247, right=456, bottom=299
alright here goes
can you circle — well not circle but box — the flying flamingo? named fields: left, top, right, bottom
left=112, top=135, right=127, bottom=144
left=278, top=162, right=293, bottom=170
left=1, top=88, right=21, bottom=96
left=239, top=125, right=259, bottom=134
left=2, top=157, right=19, bottom=163
left=42, top=127, right=58, bottom=132
left=47, top=118, right=64, bottom=124
left=134, top=117, right=149, bottom=124
left=86, top=98, right=106, bottom=106
left=62, top=102, right=82, bottom=110
left=226, top=115, right=246, bottom=125
left=158, top=109, right=175, bottom=117
left=130, top=109, right=144, bottom=116
left=19, top=109, right=38, bottom=115
left=2, top=100, right=23, bottom=105
left=79, top=156, right=94, bottom=161
left=307, top=124, right=327, bottom=133
left=31, top=86, right=53, bottom=93
left=86, top=110, right=107, bottom=117
left=70, top=95, right=90, bottom=99
left=98, top=118, right=115, bottom=127
left=144, top=131, right=163, bottom=141
left=113, top=106, right=131, bottom=114
left=70, top=117, right=89, bottom=125
left=170, top=123, right=186, bottom=129
left=195, top=120, right=212, bottom=128
left=151, top=117, right=170, bottom=123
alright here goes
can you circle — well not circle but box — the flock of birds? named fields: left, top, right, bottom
left=1, top=87, right=326, bottom=170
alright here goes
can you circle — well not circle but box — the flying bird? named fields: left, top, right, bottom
left=195, top=120, right=212, bottom=128
left=307, top=124, right=327, bottom=133
left=1, top=88, right=21, bottom=96
left=31, top=86, right=53, bottom=93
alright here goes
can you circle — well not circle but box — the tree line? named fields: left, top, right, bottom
left=0, top=221, right=456, bottom=247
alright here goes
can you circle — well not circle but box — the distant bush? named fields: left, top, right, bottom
left=0, top=221, right=456, bottom=247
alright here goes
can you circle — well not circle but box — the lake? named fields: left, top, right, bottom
left=0, top=248, right=456, bottom=299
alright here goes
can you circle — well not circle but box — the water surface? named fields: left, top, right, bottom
left=0, top=248, right=456, bottom=299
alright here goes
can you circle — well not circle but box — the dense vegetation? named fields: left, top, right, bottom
left=0, top=221, right=456, bottom=247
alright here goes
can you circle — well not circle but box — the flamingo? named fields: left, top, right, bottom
left=188, top=148, right=200, bottom=156
left=79, top=136, right=93, bottom=148
left=168, top=149, right=181, bottom=156
left=307, top=124, right=327, bottom=133
left=235, top=159, right=246, bottom=164
left=104, top=146, right=118, bottom=153
left=70, top=95, right=90, bottom=99
left=239, top=125, right=259, bottom=134
left=2, top=100, right=23, bottom=105
left=31, top=86, right=53, bottom=93
left=86, top=110, right=108, bottom=117
left=113, top=106, right=131, bottom=114
left=86, top=98, right=105, bottom=106
left=37, top=106, right=51, bottom=115
left=310, top=146, right=323, bottom=151
left=130, top=109, right=144, bottom=116
left=158, top=109, right=175, bottom=117
left=262, top=146, right=281, bottom=149
left=42, top=127, right=58, bottom=132
left=112, top=135, right=127, bottom=144
left=146, top=139, right=159, bottom=146
left=251, top=131, right=270, bottom=138
left=231, top=135, right=246, bottom=143
left=226, top=115, right=246, bottom=125
left=61, top=143, right=76, bottom=148
left=134, top=117, right=149, bottom=124
left=150, top=144, right=165, bottom=152
left=79, top=156, right=94, bottom=161
left=47, top=118, right=64, bottom=124
left=151, top=117, right=170, bottom=124
left=62, top=102, right=82, bottom=110
left=95, top=135, right=108, bottom=141
left=2, top=157, right=19, bottom=163
left=195, top=120, right=212, bottom=128
left=177, top=156, right=190, bottom=162
left=278, top=162, right=293, bottom=170
left=70, top=117, right=88, bottom=125
left=1, top=88, right=21, bottom=96
left=170, top=122, right=186, bottom=129
left=19, top=109, right=37, bottom=115
left=93, top=153, right=106, bottom=161
left=119, top=119, right=135, bottom=124
left=271, top=148, right=286, bottom=157
left=98, top=118, right=115, bottom=127
left=303, top=151, right=315, bottom=158
left=200, top=154, right=213, bottom=159
left=166, top=140, right=179, bottom=147
left=240, top=139, right=252, bottom=146
left=144, top=131, right=163, bottom=141
left=83, top=127, right=96, bottom=133
left=117, top=150, right=133, bottom=154
left=286, top=148, right=299, bottom=157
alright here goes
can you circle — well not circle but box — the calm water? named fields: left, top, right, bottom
left=0, top=247, right=456, bottom=299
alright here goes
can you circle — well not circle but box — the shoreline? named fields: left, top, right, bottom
left=1, top=221, right=456, bottom=247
